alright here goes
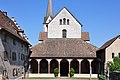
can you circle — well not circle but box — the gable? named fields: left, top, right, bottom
left=107, top=37, right=120, bottom=50
left=48, top=7, right=82, bottom=38
left=49, top=7, right=82, bottom=26
left=99, top=35, right=120, bottom=50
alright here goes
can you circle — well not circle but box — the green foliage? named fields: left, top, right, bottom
left=54, top=68, right=59, bottom=77
left=70, top=68, right=75, bottom=77
left=99, top=75, right=105, bottom=80
left=107, top=57, right=120, bottom=73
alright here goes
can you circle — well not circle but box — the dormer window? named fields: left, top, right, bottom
left=62, top=29, right=67, bottom=38
left=63, top=18, right=66, bottom=25
left=60, top=19, right=62, bottom=25
left=67, top=19, right=69, bottom=25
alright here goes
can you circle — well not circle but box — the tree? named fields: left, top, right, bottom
left=107, top=57, right=120, bottom=73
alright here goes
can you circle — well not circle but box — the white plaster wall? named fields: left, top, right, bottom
left=44, top=16, right=52, bottom=32
left=48, top=8, right=82, bottom=38
left=105, top=37, right=120, bottom=63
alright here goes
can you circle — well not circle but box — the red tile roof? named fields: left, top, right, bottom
left=0, top=11, right=30, bottom=44
left=81, top=32, right=90, bottom=41
left=31, top=38, right=97, bottom=58
left=39, top=32, right=48, bottom=41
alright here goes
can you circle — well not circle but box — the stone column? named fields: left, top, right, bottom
left=29, top=59, right=32, bottom=73
left=78, top=59, right=82, bottom=74
left=57, top=59, right=62, bottom=77
left=36, top=59, right=41, bottom=74
left=47, top=59, right=51, bottom=74
left=88, top=59, right=93, bottom=80
left=67, top=59, right=72, bottom=77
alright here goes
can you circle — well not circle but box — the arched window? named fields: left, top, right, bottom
left=12, top=52, right=16, bottom=61
left=60, top=19, right=62, bottom=25
left=67, top=19, right=69, bottom=25
left=62, top=29, right=67, bottom=38
left=63, top=18, right=66, bottom=25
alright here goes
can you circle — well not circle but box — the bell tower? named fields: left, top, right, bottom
left=44, top=0, right=54, bottom=32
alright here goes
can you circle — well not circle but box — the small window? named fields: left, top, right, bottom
left=46, top=25, right=48, bottom=30
left=62, top=29, right=67, bottom=38
left=63, top=18, right=66, bottom=25
left=21, top=43, right=23, bottom=48
left=12, top=52, right=16, bottom=61
left=119, top=53, right=120, bottom=58
left=13, top=68, right=17, bottom=76
left=112, top=53, right=114, bottom=58
left=67, top=19, right=69, bottom=25
left=21, top=54, right=25, bottom=61
left=18, top=53, right=20, bottom=59
left=4, top=51, right=8, bottom=61
left=13, top=38, right=16, bottom=45
left=60, top=19, right=62, bottom=25
left=3, top=70, right=7, bottom=77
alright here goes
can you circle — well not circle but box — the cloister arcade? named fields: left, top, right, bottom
left=29, top=58, right=100, bottom=77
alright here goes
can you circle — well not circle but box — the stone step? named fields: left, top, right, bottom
left=20, top=77, right=98, bottom=80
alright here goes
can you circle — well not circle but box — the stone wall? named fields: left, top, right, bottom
left=0, top=30, right=29, bottom=79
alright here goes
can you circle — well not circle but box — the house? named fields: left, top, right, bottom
left=97, top=35, right=120, bottom=75
left=0, top=11, right=31, bottom=79
left=29, top=0, right=99, bottom=78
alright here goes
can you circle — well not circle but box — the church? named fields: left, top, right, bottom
left=29, top=0, right=100, bottom=78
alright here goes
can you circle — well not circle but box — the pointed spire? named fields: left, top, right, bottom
left=46, top=0, right=54, bottom=18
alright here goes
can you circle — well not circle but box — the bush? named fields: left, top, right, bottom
left=99, top=75, right=105, bottom=80
left=54, top=68, right=59, bottom=77
left=70, top=68, right=75, bottom=77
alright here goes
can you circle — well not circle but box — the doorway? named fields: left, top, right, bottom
left=60, top=59, right=69, bottom=76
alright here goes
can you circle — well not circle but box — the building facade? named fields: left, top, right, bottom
left=29, top=0, right=100, bottom=78
left=0, top=11, right=30, bottom=79
left=97, top=35, right=120, bottom=75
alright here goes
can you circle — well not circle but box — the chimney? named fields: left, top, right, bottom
left=11, top=17, right=16, bottom=22
left=2, top=11, right=7, bottom=16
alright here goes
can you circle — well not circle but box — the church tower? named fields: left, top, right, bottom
left=44, top=0, right=54, bottom=32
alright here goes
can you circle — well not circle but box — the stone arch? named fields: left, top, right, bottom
left=60, top=59, right=69, bottom=76
left=91, top=59, right=100, bottom=74
left=70, top=59, right=79, bottom=73
left=81, top=59, right=90, bottom=74
left=40, top=59, right=48, bottom=73
left=30, top=59, right=38, bottom=73
left=50, top=59, right=58, bottom=73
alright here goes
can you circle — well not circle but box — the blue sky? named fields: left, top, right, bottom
left=0, top=0, right=120, bottom=47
